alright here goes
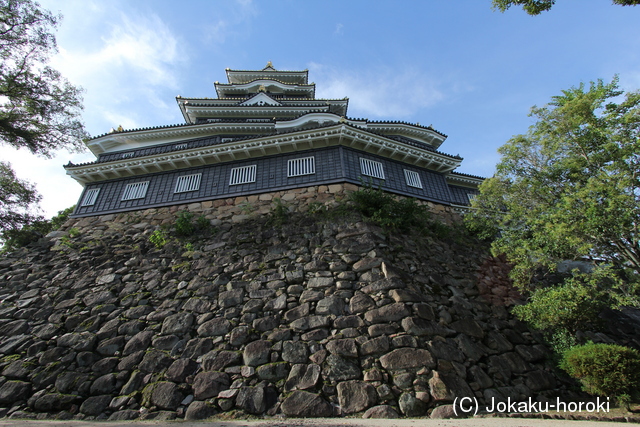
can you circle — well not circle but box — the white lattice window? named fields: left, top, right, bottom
left=288, top=156, right=315, bottom=177
left=467, top=194, right=477, bottom=203
left=121, top=181, right=149, bottom=201
left=81, top=188, right=100, bottom=206
left=360, top=158, right=385, bottom=179
left=229, top=165, right=256, bottom=185
left=121, top=152, right=135, bottom=159
left=404, top=170, right=423, bottom=189
left=174, top=143, right=188, bottom=150
left=174, top=173, right=202, bottom=193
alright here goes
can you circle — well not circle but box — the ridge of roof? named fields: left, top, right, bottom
left=226, top=68, right=308, bottom=73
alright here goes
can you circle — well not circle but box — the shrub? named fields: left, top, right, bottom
left=561, top=343, right=640, bottom=399
left=174, top=210, right=195, bottom=236
left=348, top=185, right=433, bottom=232
left=512, top=279, right=607, bottom=334
left=1, top=206, right=74, bottom=252
left=196, top=215, right=211, bottom=231
left=268, top=197, right=288, bottom=226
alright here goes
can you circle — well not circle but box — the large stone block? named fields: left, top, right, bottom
left=337, top=380, right=377, bottom=414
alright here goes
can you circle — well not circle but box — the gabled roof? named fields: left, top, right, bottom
left=225, top=62, right=309, bottom=85
left=215, top=79, right=316, bottom=99
left=239, top=92, right=282, bottom=106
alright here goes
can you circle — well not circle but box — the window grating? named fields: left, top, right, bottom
left=174, top=143, right=188, bottom=150
left=229, top=165, right=256, bottom=185
left=81, top=188, right=100, bottom=206
left=121, top=152, right=135, bottom=159
left=121, top=181, right=149, bottom=201
left=467, top=194, right=477, bottom=203
left=404, top=170, right=423, bottom=189
left=174, top=173, right=202, bottom=193
left=288, top=156, right=315, bottom=177
left=360, top=158, right=385, bottom=179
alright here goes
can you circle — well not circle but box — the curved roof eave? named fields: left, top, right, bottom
left=68, top=123, right=462, bottom=184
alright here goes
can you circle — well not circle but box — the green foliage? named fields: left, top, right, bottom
left=0, top=0, right=88, bottom=156
left=149, top=210, right=213, bottom=248
left=267, top=197, right=288, bottom=226
left=174, top=210, right=195, bottom=236
left=0, top=0, right=87, bottom=236
left=512, top=276, right=608, bottom=334
left=0, top=160, right=41, bottom=234
left=306, top=201, right=326, bottom=215
left=238, top=201, right=256, bottom=214
left=492, top=0, right=640, bottom=15
left=348, top=184, right=435, bottom=232
left=1, top=205, right=73, bottom=251
left=196, top=215, right=210, bottom=231
left=465, top=77, right=640, bottom=306
left=561, top=343, right=640, bottom=399
left=149, top=229, right=168, bottom=248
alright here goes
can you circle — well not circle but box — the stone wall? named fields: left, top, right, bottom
left=66, top=183, right=462, bottom=233
left=0, top=204, right=583, bottom=421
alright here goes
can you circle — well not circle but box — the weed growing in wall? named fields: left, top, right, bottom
left=148, top=210, right=214, bottom=249
left=347, top=184, right=450, bottom=237
left=149, top=229, right=168, bottom=248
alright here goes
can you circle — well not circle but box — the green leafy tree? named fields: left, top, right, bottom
left=0, top=0, right=88, bottom=239
left=0, top=160, right=40, bottom=231
left=0, top=0, right=87, bottom=155
left=493, top=0, right=640, bottom=15
left=466, top=77, right=640, bottom=308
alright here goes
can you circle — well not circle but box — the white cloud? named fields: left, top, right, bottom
left=50, top=11, right=185, bottom=134
left=3, top=5, right=188, bottom=219
left=334, top=23, right=344, bottom=36
left=3, top=148, right=94, bottom=218
left=309, top=62, right=452, bottom=119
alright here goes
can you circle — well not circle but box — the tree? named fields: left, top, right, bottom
left=492, top=0, right=640, bottom=15
left=0, top=0, right=88, bottom=240
left=466, top=77, right=640, bottom=308
left=0, top=0, right=88, bottom=155
left=0, top=160, right=40, bottom=231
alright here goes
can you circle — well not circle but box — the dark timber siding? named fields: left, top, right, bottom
left=448, top=185, right=479, bottom=206
left=73, top=146, right=460, bottom=217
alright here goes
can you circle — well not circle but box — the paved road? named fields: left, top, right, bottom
left=0, top=418, right=634, bottom=427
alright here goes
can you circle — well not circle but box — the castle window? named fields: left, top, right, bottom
left=81, top=188, right=100, bottom=206
left=229, top=165, right=256, bottom=185
left=174, top=173, right=202, bottom=193
left=288, top=156, right=315, bottom=177
left=467, top=194, right=477, bottom=203
left=174, top=143, right=188, bottom=150
left=404, top=170, right=423, bottom=189
left=121, top=181, right=149, bottom=201
left=360, top=158, right=385, bottom=180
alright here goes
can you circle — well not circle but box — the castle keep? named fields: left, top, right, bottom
left=65, top=63, right=482, bottom=217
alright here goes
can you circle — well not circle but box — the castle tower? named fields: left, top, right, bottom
left=65, top=63, right=482, bottom=217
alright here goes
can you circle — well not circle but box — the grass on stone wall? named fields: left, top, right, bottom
left=149, top=210, right=215, bottom=249
left=344, top=184, right=453, bottom=238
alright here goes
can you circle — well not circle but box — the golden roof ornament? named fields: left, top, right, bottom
left=116, top=125, right=124, bottom=132
left=266, top=61, right=273, bottom=68
left=258, top=84, right=267, bottom=92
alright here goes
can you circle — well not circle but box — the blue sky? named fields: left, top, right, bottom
left=5, top=0, right=640, bottom=217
